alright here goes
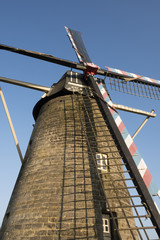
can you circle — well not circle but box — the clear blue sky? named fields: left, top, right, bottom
left=0, top=0, right=160, bottom=228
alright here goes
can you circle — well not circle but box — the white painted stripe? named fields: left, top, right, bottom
left=115, top=69, right=123, bottom=74
left=126, top=72, right=138, bottom=78
left=137, top=158, right=147, bottom=178
left=115, top=115, right=122, bottom=127
left=125, top=134, right=133, bottom=148
left=107, top=100, right=113, bottom=107
left=142, top=77, right=152, bottom=82
left=101, top=88, right=106, bottom=95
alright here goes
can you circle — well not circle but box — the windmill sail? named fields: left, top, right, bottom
left=65, top=26, right=160, bottom=100
left=65, top=26, right=160, bottom=238
left=98, top=80, right=159, bottom=197
left=65, top=26, right=92, bottom=63
left=65, top=26, right=160, bottom=197
left=106, top=66, right=160, bottom=100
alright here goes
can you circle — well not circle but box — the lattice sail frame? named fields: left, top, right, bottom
left=97, top=80, right=159, bottom=197
left=107, top=68, right=160, bottom=100
left=106, top=66, right=160, bottom=86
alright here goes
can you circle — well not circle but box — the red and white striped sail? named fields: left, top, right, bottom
left=106, top=65, right=160, bottom=86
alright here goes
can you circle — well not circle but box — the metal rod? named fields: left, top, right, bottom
left=118, top=226, right=156, bottom=231
left=110, top=204, right=143, bottom=209
left=104, top=186, right=137, bottom=190
left=103, top=178, right=133, bottom=182
left=0, top=76, right=50, bottom=92
left=132, top=110, right=155, bottom=140
left=114, top=215, right=147, bottom=220
left=113, top=103, right=156, bottom=117
left=107, top=195, right=142, bottom=199
left=0, top=88, right=23, bottom=163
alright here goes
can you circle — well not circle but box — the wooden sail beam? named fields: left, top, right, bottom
left=1, top=43, right=160, bottom=89
left=132, top=110, right=155, bottom=140
left=113, top=103, right=156, bottom=117
left=0, top=76, right=50, bottom=92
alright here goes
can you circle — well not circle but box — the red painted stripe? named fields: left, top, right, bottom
left=143, top=168, right=152, bottom=189
left=129, top=142, right=137, bottom=155
left=109, top=107, right=115, bottom=114
left=103, top=92, right=108, bottom=99
left=121, top=70, right=127, bottom=76
left=118, top=121, right=125, bottom=133
left=150, top=78, right=156, bottom=83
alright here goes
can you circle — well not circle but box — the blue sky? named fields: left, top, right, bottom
left=0, top=0, right=160, bottom=228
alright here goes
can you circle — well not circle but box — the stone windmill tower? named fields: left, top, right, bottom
left=0, top=27, right=160, bottom=239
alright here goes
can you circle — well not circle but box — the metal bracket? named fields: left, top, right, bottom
left=0, top=87, right=23, bottom=163
left=132, top=110, right=155, bottom=140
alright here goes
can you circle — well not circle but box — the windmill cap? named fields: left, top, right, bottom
left=33, top=70, right=92, bottom=120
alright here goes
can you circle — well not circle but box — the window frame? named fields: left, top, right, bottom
left=102, top=215, right=110, bottom=234
left=96, top=153, right=108, bottom=171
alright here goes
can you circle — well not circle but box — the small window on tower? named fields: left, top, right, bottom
left=96, top=153, right=108, bottom=171
left=103, top=217, right=110, bottom=233
left=102, top=212, right=118, bottom=240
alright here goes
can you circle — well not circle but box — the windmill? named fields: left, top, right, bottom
left=0, top=27, right=159, bottom=239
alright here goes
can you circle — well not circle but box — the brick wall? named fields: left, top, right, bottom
left=0, top=92, right=138, bottom=239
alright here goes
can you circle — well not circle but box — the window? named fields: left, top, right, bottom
left=102, top=216, right=110, bottom=233
left=96, top=153, right=108, bottom=171
left=102, top=212, right=119, bottom=240
left=103, top=216, right=110, bottom=234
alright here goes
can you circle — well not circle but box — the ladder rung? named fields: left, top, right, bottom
left=109, top=204, right=144, bottom=209
left=104, top=186, right=137, bottom=191
left=113, top=215, right=148, bottom=220
left=107, top=195, right=142, bottom=199
left=103, top=178, right=133, bottom=182
left=101, top=170, right=130, bottom=174
left=118, top=226, right=157, bottom=231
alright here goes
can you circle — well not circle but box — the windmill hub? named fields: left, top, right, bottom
left=84, top=62, right=99, bottom=76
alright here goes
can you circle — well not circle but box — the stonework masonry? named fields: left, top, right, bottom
left=0, top=82, right=138, bottom=239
